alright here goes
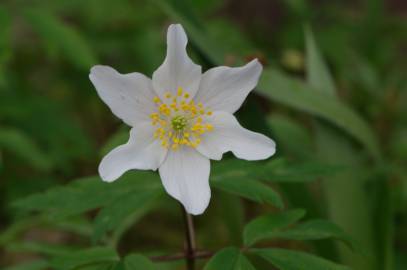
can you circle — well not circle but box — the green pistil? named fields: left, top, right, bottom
left=171, top=115, right=188, bottom=131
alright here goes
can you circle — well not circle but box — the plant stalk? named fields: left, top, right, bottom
left=181, top=205, right=196, bottom=270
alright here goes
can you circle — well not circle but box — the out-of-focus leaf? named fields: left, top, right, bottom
left=93, top=189, right=161, bottom=243
left=217, top=193, right=244, bottom=245
left=24, top=9, right=97, bottom=69
left=50, top=246, right=119, bottom=270
left=213, top=158, right=342, bottom=184
left=12, top=172, right=161, bottom=219
left=305, top=26, right=336, bottom=96
left=0, top=127, right=53, bottom=171
left=0, top=5, right=11, bottom=85
left=267, top=219, right=356, bottom=250
left=124, top=254, right=156, bottom=270
left=212, top=175, right=283, bottom=209
left=3, top=260, right=49, bottom=270
left=305, top=26, right=381, bottom=269
left=151, top=0, right=224, bottom=64
left=267, top=114, right=313, bottom=159
left=100, top=128, right=129, bottom=157
left=243, top=209, right=306, bottom=246
left=252, top=248, right=351, bottom=270
left=260, top=158, right=344, bottom=183
left=204, top=247, right=256, bottom=270
left=257, top=68, right=380, bottom=160
left=7, top=242, right=78, bottom=256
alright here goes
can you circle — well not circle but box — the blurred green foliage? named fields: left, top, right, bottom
left=0, top=0, right=406, bottom=269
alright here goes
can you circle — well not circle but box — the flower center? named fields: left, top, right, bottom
left=171, top=115, right=188, bottom=131
left=150, top=87, right=213, bottom=150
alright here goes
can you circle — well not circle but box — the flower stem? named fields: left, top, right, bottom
left=181, top=205, right=196, bottom=270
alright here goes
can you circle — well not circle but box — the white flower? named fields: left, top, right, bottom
left=89, top=24, right=276, bottom=215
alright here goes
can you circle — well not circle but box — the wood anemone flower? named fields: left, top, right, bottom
left=89, top=24, right=276, bottom=215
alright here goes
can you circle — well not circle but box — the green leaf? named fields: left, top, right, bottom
left=260, top=158, right=344, bottom=183
left=3, top=260, right=49, bottom=270
left=243, top=209, right=306, bottom=246
left=305, top=25, right=336, bottom=96
left=13, top=172, right=161, bottom=219
left=216, top=193, right=245, bottom=245
left=0, top=127, right=53, bottom=171
left=93, top=189, right=160, bottom=243
left=124, top=254, right=156, bottom=270
left=315, top=124, right=376, bottom=270
left=305, top=26, right=380, bottom=269
left=24, top=9, right=97, bottom=70
left=267, top=114, right=313, bottom=159
left=0, top=5, right=11, bottom=85
left=257, top=68, right=380, bottom=160
left=204, top=247, right=256, bottom=270
left=268, top=219, right=357, bottom=249
left=252, top=248, right=351, bottom=270
left=50, top=246, right=119, bottom=270
left=7, top=242, right=79, bottom=256
left=212, top=175, right=283, bottom=209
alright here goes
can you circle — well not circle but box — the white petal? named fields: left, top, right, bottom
left=159, top=147, right=210, bottom=215
left=152, top=24, right=201, bottom=100
left=89, top=65, right=156, bottom=126
left=99, top=123, right=167, bottom=182
left=197, top=111, right=276, bottom=160
left=194, top=59, right=262, bottom=113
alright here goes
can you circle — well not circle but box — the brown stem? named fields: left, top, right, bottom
left=182, top=205, right=196, bottom=270
left=150, top=250, right=214, bottom=262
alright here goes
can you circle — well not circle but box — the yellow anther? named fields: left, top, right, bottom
left=181, top=138, right=189, bottom=144
left=206, top=124, right=214, bottom=131
left=150, top=95, right=213, bottom=150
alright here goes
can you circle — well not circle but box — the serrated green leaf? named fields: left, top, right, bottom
left=243, top=209, right=306, bottom=246
left=24, top=9, right=97, bottom=69
left=204, top=247, right=256, bottom=270
left=212, top=175, right=283, bottom=209
left=257, top=68, right=380, bottom=160
left=12, top=172, right=161, bottom=219
left=93, top=189, right=160, bottom=242
left=50, top=246, right=119, bottom=270
left=252, top=248, right=351, bottom=270
left=260, top=158, right=344, bottom=183
left=269, top=219, right=356, bottom=249
left=124, top=254, right=156, bottom=270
